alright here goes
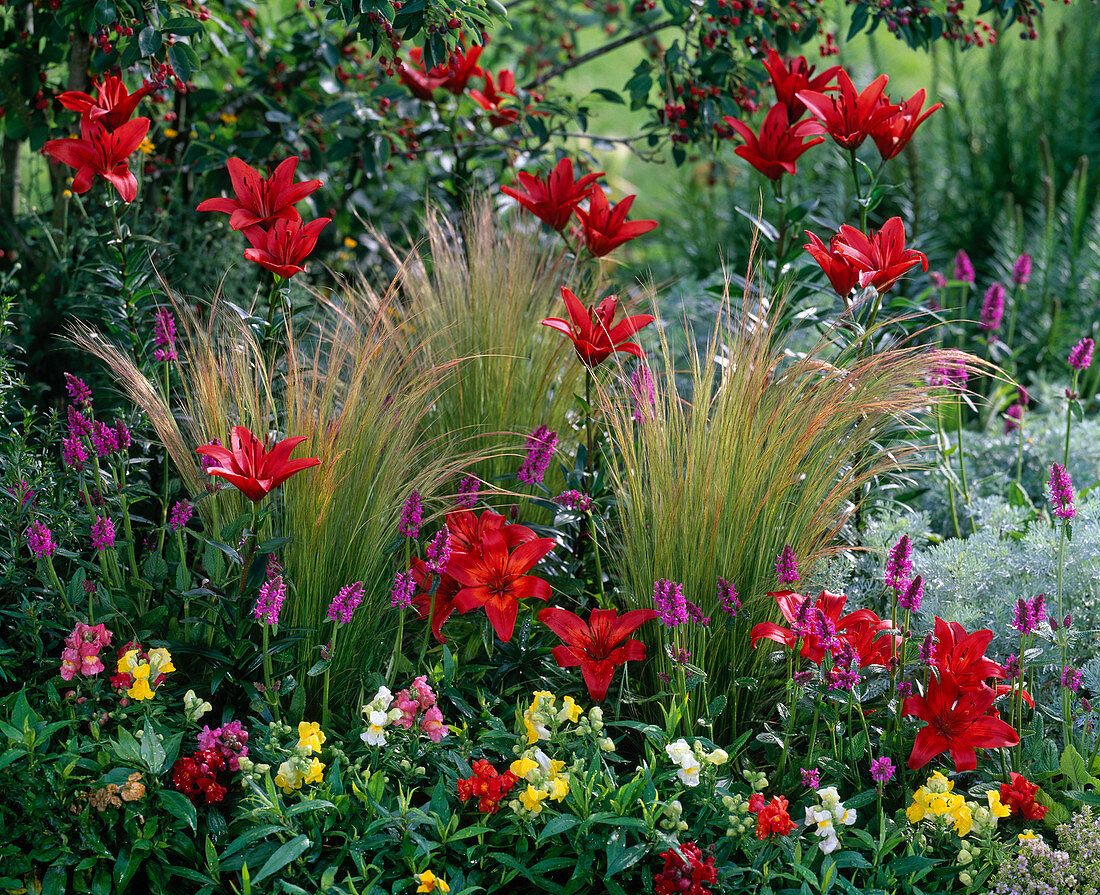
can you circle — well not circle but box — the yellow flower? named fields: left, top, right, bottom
left=416, top=870, right=450, bottom=892
left=547, top=775, right=570, bottom=802
left=343, top=237, right=357, bottom=248
left=906, top=799, right=927, bottom=824
left=138, top=138, right=154, bottom=155
left=1019, top=830, right=1038, bottom=842
left=276, top=758, right=302, bottom=793
left=519, top=785, right=548, bottom=814
left=557, top=695, right=582, bottom=723
left=987, top=791, right=1010, bottom=819
left=128, top=676, right=154, bottom=701
left=163, top=128, right=179, bottom=138
left=510, top=757, right=538, bottom=780
left=298, top=721, right=326, bottom=753
left=305, top=758, right=325, bottom=785
left=925, top=771, right=953, bottom=794
left=950, top=801, right=973, bottom=837
left=219, top=113, right=238, bottom=126
left=63, top=189, right=73, bottom=198
left=117, top=649, right=139, bottom=675
left=148, top=648, right=174, bottom=677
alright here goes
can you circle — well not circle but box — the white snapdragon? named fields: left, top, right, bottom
left=360, top=686, right=404, bottom=746
left=805, top=787, right=856, bottom=854
left=665, top=738, right=702, bottom=787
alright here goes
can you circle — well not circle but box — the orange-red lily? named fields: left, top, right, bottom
left=195, top=425, right=320, bottom=502
left=542, top=287, right=655, bottom=367
left=197, top=156, right=323, bottom=231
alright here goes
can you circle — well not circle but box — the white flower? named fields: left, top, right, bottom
left=676, top=764, right=700, bottom=787
left=184, top=689, right=212, bottom=722
left=360, top=709, right=390, bottom=746
left=665, top=738, right=694, bottom=766
left=805, top=790, right=856, bottom=854
left=706, top=748, right=729, bottom=766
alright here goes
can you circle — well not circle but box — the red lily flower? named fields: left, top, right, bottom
left=437, top=42, right=485, bottom=94
left=903, top=677, right=1019, bottom=771
left=445, top=508, right=538, bottom=554
left=470, top=70, right=531, bottom=128
left=196, top=156, right=323, bottom=231
left=399, top=43, right=484, bottom=99
left=832, top=217, right=928, bottom=293
left=723, top=103, right=825, bottom=181
left=57, top=75, right=153, bottom=131
left=410, top=558, right=461, bottom=643
left=999, top=773, right=1048, bottom=821
left=803, top=230, right=862, bottom=298
left=870, top=89, right=943, bottom=161
left=750, top=589, right=897, bottom=667
left=761, top=49, right=841, bottom=120
left=539, top=606, right=658, bottom=701
left=195, top=425, right=320, bottom=502
left=42, top=116, right=150, bottom=203
left=241, top=216, right=331, bottom=279
left=542, top=287, right=655, bottom=367
left=573, top=185, right=658, bottom=257
left=932, top=617, right=1006, bottom=691
left=796, top=70, right=897, bottom=151
left=501, top=158, right=604, bottom=232
left=448, top=529, right=555, bottom=642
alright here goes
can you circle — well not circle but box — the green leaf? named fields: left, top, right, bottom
left=168, top=43, right=198, bottom=83
left=251, top=834, right=310, bottom=884
left=605, top=842, right=649, bottom=877
left=94, top=0, right=117, bottom=24
left=539, top=815, right=579, bottom=840
left=163, top=15, right=205, bottom=35
left=140, top=718, right=167, bottom=773
left=138, top=26, right=162, bottom=56
left=160, top=789, right=198, bottom=833
left=1061, top=743, right=1100, bottom=790
left=143, top=552, right=169, bottom=586
left=589, top=88, right=624, bottom=105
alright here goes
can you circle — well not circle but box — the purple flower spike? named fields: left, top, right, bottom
left=1004, top=402, right=1023, bottom=434
left=953, top=250, right=975, bottom=284
left=885, top=535, right=912, bottom=592
left=898, top=574, right=923, bottom=612
left=254, top=571, right=287, bottom=625
left=390, top=570, right=415, bottom=609
left=455, top=476, right=479, bottom=509
left=979, top=283, right=1005, bottom=331
left=399, top=490, right=423, bottom=538
left=90, top=515, right=116, bottom=551
left=169, top=500, right=194, bottom=531
left=27, top=521, right=57, bottom=559
left=1069, top=337, right=1094, bottom=372
left=870, top=756, right=895, bottom=785
left=717, top=577, right=740, bottom=617
left=1048, top=463, right=1076, bottom=521
left=425, top=528, right=452, bottom=574
left=801, top=767, right=821, bottom=788
left=64, top=373, right=92, bottom=407
left=775, top=544, right=800, bottom=584
left=652, top=578, right=688, bottom=628
left=327, top=581, right=365, bottom=625
left=631, top=365, right=656, bottom=422
left=1012, top=253, right=1032, bottom=286
left=517, top=424, right=557, bottom=485
left=153, top=308, right=178, bottom=362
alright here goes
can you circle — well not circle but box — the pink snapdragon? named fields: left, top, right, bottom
left=59, top=622, right=113, bottom=681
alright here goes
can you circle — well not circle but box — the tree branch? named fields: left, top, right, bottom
left=523, top=18, right=670, bottom=91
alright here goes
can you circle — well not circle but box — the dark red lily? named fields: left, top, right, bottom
left=57, top=75, right=153, bottom=131
left=573, top=185, right=658, bottom=257
left=870, top=89, right=943, bottom=161
left=750, top=589, right=897, bottom=667
left=539, top=606, right=658, bottom=701
left=399, top=43, right=484, bottom=99
left=197, top=156, right=323, bottom=231
left=501, top=158, right=604, bottom=232
left=932, top=617, right=1006, bottom=691
left=43, top=117, right=150, bottom=203
left=448, top=529, right=555, bottom=642
left=903, top=677, right=1019, bottom=771
left=831, top=217, right=928, bottom=294
left=470, top=70, right=524, bottom=128
left=724, top=103, right=825, bottom=181
left=761, top=49, right=841, bottom=120
left=542, top=287, right=655, bottom=367
left=410, top=558, right=462, bottom=643
left=241, top=216, right=331, bottom=279
left=445, top=508, right=538, bottom=554
left=803, top=230, right=862, bottom=298
left=195, top=425, right=320, bottom=502
left=797, top=70, right=897, bottom=151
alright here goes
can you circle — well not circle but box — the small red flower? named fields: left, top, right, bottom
left=870, top=89, right=942, bottom=161
left=539, top=606, right=658, bottom=701
left=457, top=759, right=517, bottom=814
left=903, top=677, right=1019, bottom=772
left=195, top=425, right=320, bottom=502
left=241, top=216, right=331, bottom=279
left=999, top=773, right=1049, bottom=821
left=542, top=288, right=655, bottom=367
left=756, top=796, right=794, bottom=839
left=723, top=103, right=825, bottom=181
left=573, top=185, right=658, bottom=257
left=469, top=70, right=531, bottom=128
left=197, top=156, right=324, bottom=231
left=831, top=217, right=929, bottom=294
left=761, top=48, right=841, bottom=120
left=501, top=158, right=604, bottom=232
left=43, top=117, right=150, bottom=203
left=56, top=75, right=153, bottom=131
left=653, top=841, right=717, bottom=895
left=448, top=529, right=555, bottom=642
left=803, top=230, right=862, bottom=298
left=797, top=69, right=897, bottom=151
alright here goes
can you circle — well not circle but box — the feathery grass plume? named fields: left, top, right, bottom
left=603, top=258, right=980, bottom=737
left=371, top=197, right=584, bottom=504
left=72, top=280, right=476, bottom=716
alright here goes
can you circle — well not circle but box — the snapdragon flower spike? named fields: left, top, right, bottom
left=1048, top=462, right=1076, bottom=521
left=542, top=288, right=655, bottom=367
left=1068, top=337, right=1095, bottom=372
left=500, top=157, right=604, bottom=232
left=796, top=70, right=896, bottom=151
left=43, top=116, right=150, bottom=203
left=196, top=156, right=323, bottom=230
left=723, top=103, right=825, bottom=181
left=573, top=185, right=659, bottom=257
